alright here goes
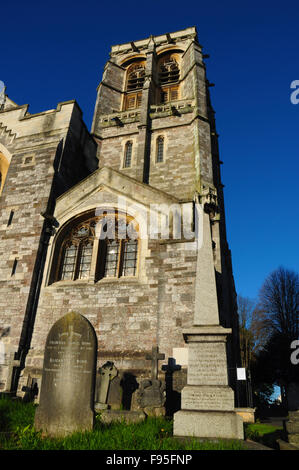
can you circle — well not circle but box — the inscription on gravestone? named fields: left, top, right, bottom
left=34, top=312, right=97, bottom=436
left=181, top=385, right=234, bottom=411
left=187, top=342, right=228, bottom=385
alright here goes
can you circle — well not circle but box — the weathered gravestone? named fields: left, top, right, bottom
left=34, top=312, right=97, bottom=436
left=135, top=346, right=166, bottom=416
left=95, top=361, right=118, bottom=411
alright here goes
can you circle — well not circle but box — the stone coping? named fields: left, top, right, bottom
left=111, top=27, right=197, bottom=54
left=182, top=326, right=232, bottom=341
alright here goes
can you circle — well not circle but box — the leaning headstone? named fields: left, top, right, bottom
left=95, top=361, right=118, bottom=411
left=34, top=312, right=97, bottom=436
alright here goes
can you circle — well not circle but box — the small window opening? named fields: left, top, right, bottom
left=156, top=137, right=164, bottom=163
left=124, top=142, right=133, bottom=168
left=7, top=210, right=14, bottom=226
left=11, top=258, right=18, bottom=276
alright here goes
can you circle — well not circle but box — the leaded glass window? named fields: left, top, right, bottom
left=60, top=242, right=78, bottom=280
left=121, top=240, right=138, bottom=276
left=55, top=213, right=139, bottom=283
left=156, top=136, right=164, bottom=163
left=104, top=240, right=120, bottom=278
left=78, top=241, right=93, bottom=279
left=124, top=141, right=133, bottom=168
left=57, top=219, right=94, bottom=281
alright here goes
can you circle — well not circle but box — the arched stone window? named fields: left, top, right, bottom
left=156, top=136, right=164, bottom=163
left=126, top=63, right=146, bottom=91
left=124, top=141, right=133, bottom=168
left=123, top=61, right=145, bottom=110
left=158, top=53, right=180, bottom=104
left=58, top=219, right=96, bottom=281
left=51, top=212, right=139, bottom=284
left=159, top=55, right=180, bottom=84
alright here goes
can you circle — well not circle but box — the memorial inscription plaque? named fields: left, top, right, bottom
left=181, top=385, right=234, bottom=411
left=34, top=312, right=97, bottom=436
left=187, top=342, right=228, bottom=386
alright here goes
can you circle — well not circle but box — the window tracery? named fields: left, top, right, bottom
left=158, top=54, right=180, bottom=104
left=123, top=61, right=145, bottom=110
left=53, top=214, right=139, bottom=283
left=159, top=55, right=180, bottom=85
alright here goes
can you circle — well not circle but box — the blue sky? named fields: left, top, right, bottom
left=2, top=0, right=299, bottom=302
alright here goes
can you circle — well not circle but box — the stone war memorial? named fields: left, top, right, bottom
left=173, top=203, right=244, bottom=439
left=34, top=312, right=97, bottom=436
left=0, top=27, right=250, bottom=440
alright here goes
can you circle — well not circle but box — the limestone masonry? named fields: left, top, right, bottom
left=0, top=27, right=241, bottom=414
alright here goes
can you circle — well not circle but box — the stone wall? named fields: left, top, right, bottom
left=0, top=101, right=98, bottom=390
left=22, top=236, right=197, bottom=390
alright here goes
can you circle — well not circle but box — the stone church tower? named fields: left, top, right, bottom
left=0, top=27, right=241, bottom=416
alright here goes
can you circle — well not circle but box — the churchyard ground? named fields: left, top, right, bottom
left=0, top=396, right=245, bottom=450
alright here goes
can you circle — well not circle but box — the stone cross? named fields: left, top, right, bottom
left=146, top=346, right=165, bottom=381
left=98, top=361, right=118, bottom=405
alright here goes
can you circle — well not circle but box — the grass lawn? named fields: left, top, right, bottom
left=245, top=422, right=285, bottom=449
left=0, top=396, right=245, bottom=450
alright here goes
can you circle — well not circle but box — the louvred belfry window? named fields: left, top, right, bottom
left=124, top=61, right=145, bottom=110
left=125, top=93, right=142, bottom=110
left=158, top=54, right=180, bottom=104
left=54, top=213, right=139, bottom=283
left=160, top=86, right=179, bottom=103
left=127, top=64, right=145, bottom=90
left=159, top=56, right=180, bottom=84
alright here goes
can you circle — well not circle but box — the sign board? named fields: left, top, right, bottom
left=236, top=367, right=246, bottom=381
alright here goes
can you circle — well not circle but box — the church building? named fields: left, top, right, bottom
left=0, top=27, right=241, bottom=410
